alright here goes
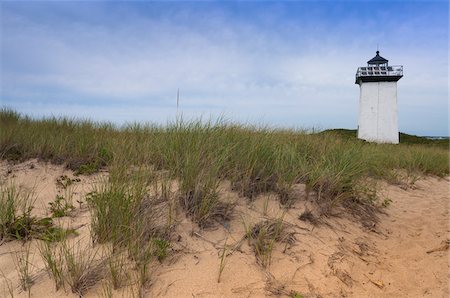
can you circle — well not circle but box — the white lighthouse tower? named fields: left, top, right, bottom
left=355, top=51, right=403, bottom=144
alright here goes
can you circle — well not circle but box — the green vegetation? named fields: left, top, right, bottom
left=107, top=250, right=129, bottom=290
left=85, top=166, right=173, bottom=294
left=13, top=242, right=34, bottom=292
left=38, top=239, right=106, bottom=295
left=322, top=128, right=449, bottom=149
left=38, top=240, right=65, bottom=290
left=0, top=184, right=34, bottom=240
left=86, top=166, right=171, bottom=246
left=60, top=240, right=106, bottom=296
left=1, top=108, right=448, bottom=216
left=152, top=238, right=170, bottom=262
left=0, top=185, right=74, bottom=242
left=217, top=238, right=228, bottom=283
left=49, top=195, right=75, bottom=218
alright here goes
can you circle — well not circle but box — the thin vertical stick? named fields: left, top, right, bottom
left=176, top=88, right=180, bottom=119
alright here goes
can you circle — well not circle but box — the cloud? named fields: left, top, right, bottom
left=1, top=1, right=448, bottom=135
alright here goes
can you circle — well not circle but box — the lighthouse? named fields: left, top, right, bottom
left=355, top=51, right=403, bottom=144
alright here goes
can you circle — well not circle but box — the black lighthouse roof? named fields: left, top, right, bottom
left=355, top=50, right=403, bottom=84
left=367, top=51, right=388, bottom=65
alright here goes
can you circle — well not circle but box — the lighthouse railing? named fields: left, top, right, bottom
left=356, top=65, right=403, bottom=78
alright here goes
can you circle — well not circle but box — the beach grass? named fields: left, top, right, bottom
left=1, top=109, right=448, bottom=213
left=1, top=108, right=448, bottom=294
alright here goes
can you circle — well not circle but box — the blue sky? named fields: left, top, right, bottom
left=1, top=0, right=448, bottom=136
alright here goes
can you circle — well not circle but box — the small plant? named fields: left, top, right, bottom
left=39, top=238, right=103, bottom=294
left=1, top=185, right=72, bottom=242
left=98, top=147, right=112, bottom=164
left=38, top=240, right=64, bottom=290
left=154, top=176, right=175, bottom=229
left=298, top=208, right=319, bottom=226
left=130, top=241, right=154, bottom=295
left=178, top=165, right=223, bottom=227
left=0, top=184, right=33, bottom=240
left=49, top=195, right=74, bottom=218
left=246, top=218, right=295, bottom=267
left=153, top=238, right=170, bottom=262
left=382, top=197, right=393, bottom=207
left=40, top=225, right=78, bottom=242
left=74, top=161, right=100, bottom=176
left=86, top=187, right=132, bottom=245
left=56, top=175, right=80, bottom=190
left=61, top=239, right=106, bottom=296
left=1, top=144, right=23, bottom=161
left=262, top=195, right=270, bottom=216
left=107, top=250, right=129, bottom=290
left=217, top=238, right=228, bottom=283
left=407, top=173, right=420, bottom=185
left=73, top=147, right=112, bottom=176
left=86, top=169, right=173, bottom=295
left=13, top=242, right=34, bottom=292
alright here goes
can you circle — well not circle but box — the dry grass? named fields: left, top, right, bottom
left=61, top=240, right=106, bottom=296
left=246, top=218, right=296, bottom=267
left=107, top=250, right=130, bottom=290
left=38, top=240, right=65, bottom=291
left=38, top=237, right=107, bottom=295
left=298, top=209, right=320, bottom=226
left=13, top=242, right=35, bottom=292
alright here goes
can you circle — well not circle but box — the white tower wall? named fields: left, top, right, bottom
left=357, top=81, right=399, bottom=144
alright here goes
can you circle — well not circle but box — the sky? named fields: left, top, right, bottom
left=1, top=0, right=448, bottom=136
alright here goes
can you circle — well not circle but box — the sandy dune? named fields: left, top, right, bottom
left=0, top=160, right=448, bottom=297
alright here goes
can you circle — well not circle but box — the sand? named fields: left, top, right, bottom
left=0, top=159, right=448, bottom=297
